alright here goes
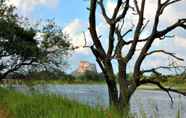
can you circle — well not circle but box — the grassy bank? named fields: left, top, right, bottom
left=2, top=79, right=105, bottom=86
left=6, top=78, right=186, bottom=91
left=0, top=87, right=120, bottom=118
left=138, top=84, right=186, bottom=91
left=139, top=79, right=186, bottom=91
left=0, top=87, right=184, bottom=118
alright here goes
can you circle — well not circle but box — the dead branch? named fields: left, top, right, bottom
left=82, top=32, right=92, bottom=48
left=141, top=65, right=186, bottom=74
left=89, top=0, right=107, bottom=59
left=160, top=0, right=182, bottom=14
left=147, top=50, right=184, bottom=61
left=0, top=59, right=34, bottom=80
left=133, top=1, right=185, bottom=81
left=155, top=19, right=186, bottom=38
left=140, top=20, right=150, bottom=33
left=97, top=0, right=112, bottom=24
left=115, top=0, right=130, bottom=23
left=133, top=0, right=140, bottom=15
left=139, top=79, right=186, bottom=103
left=112, top=0, right=123, bottom=20
left=125, top=38, right=148, bottom=45
left=126, top=0, right=146, bottom=61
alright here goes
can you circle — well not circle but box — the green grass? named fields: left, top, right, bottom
left=0, top=87, right=184, bottom=118
left=0, top=87, right=121, bottom=118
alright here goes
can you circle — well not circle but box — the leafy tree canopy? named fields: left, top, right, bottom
left=0, top=0, right=72, bottom=80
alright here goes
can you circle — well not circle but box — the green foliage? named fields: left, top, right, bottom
left=38, top=20, right=72, bottom=71
left=0, top=87, right=183, bottom=118
left=0, top=1, right=72, bottom=79
left=76, top=71, right=104, bottom=81
left=0, top=87, right=121, bottom=118
left=28, top=70, right=74, bottom=80
left=180, top=70, right=186, bottom=79
left=0, top=1, right=39, bottom=59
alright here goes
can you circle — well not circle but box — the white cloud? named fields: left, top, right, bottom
left=8, top=0, right=59, bottom=15
left=106, top=1, right=116, bottom=17
left=63, top=19, right=93, bottom=55
left=63, top=19, right=107, bottom=55
left=174, top=36, right=186, bottom=49
left=63, top=19, right=83, bottom=35
left=63, top=19, right=84, bottom=47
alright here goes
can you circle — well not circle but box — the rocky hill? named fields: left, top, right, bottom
left=72, top=61, right=97, bottom=76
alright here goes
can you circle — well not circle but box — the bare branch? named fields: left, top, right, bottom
left=89, top=0, right=107, bottom=59
left=133, top=0, right=140, bottom=14
left=0, top=59, right=34, bottom=80
left=152, top=0, right=161, bottom=32
left=140, top=20, right=150, bottom=33
left=156, top=19, right=186, bottom=38
left=114, top=25, right=135, bottom=61
left=126, top=0, right=146, bottom=61
left=133, top=3, right=186, bottom=81
left=97, top=0, right=112, bottom=24
left=107, top=0, right=130, bottom=57
left=115, top=26, right=133, bottom=39
left=82, top=32, right=92, bottom=48
left=125, top=38, right=148, bottom=45
left=112, top=0, right=123, bottom=19
left=159, top=34, right=175, bottom=40
left=142, top=65, right=186, bottom=74
left=139, top=79, right=186, bottom=102
left=122, top=29, right=133, bottom=38
left=160, top=0, right=182, bottom=14
left=107, top=24, right=116, bottom=57
left=114, top=27, right=127, bottom=61
left=151, top=0, right=183, bottom=33
left=147, top=50, right=184, bottom=61
left=119, top=19, right=125, bottom=32
left=115, top=0, right=130, bottom=23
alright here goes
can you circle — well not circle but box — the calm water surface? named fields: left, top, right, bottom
left=7, top=84, right=186, bottom=118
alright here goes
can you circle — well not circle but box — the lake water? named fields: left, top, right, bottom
left=6, top=84, right=186, bottom=118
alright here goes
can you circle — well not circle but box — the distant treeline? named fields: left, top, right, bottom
left=4, top=70, right=104, bottom=82
left=4, top=70, right=186, bottom=84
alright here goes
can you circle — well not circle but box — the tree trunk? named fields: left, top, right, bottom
left=104, top=73, right=131, bottom=117
left=106, top=79, right=118, bottom=107
left=117, top=61, right=131, bottom=117
left=104, top=61, right=119, bottom=107
left=103, top=61, right=135, bottom=118
left=106, top=79, right=131, bottom=118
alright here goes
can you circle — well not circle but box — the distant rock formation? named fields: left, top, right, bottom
left=72, top=61, right=97, bottom=76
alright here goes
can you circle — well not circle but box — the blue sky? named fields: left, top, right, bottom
left=9, top=0, right=95, bottom=73
left=32, top=0, right=89, bottom=26
left=9, top=0, right=186, bottom=74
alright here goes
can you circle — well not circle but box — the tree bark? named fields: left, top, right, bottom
left=106, top=79, right=118, bottom=107
left=104, top=60, right=132, bottom=117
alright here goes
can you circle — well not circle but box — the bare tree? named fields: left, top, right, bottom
left=88, top=0, right=186, bottom=114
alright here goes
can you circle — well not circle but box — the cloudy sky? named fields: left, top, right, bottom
left=9, top=0, right=186, bottom=74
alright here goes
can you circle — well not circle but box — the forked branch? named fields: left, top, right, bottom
left=147, top=50, right=184, bottom=61
left=156, top=19, right=186, bottom=38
